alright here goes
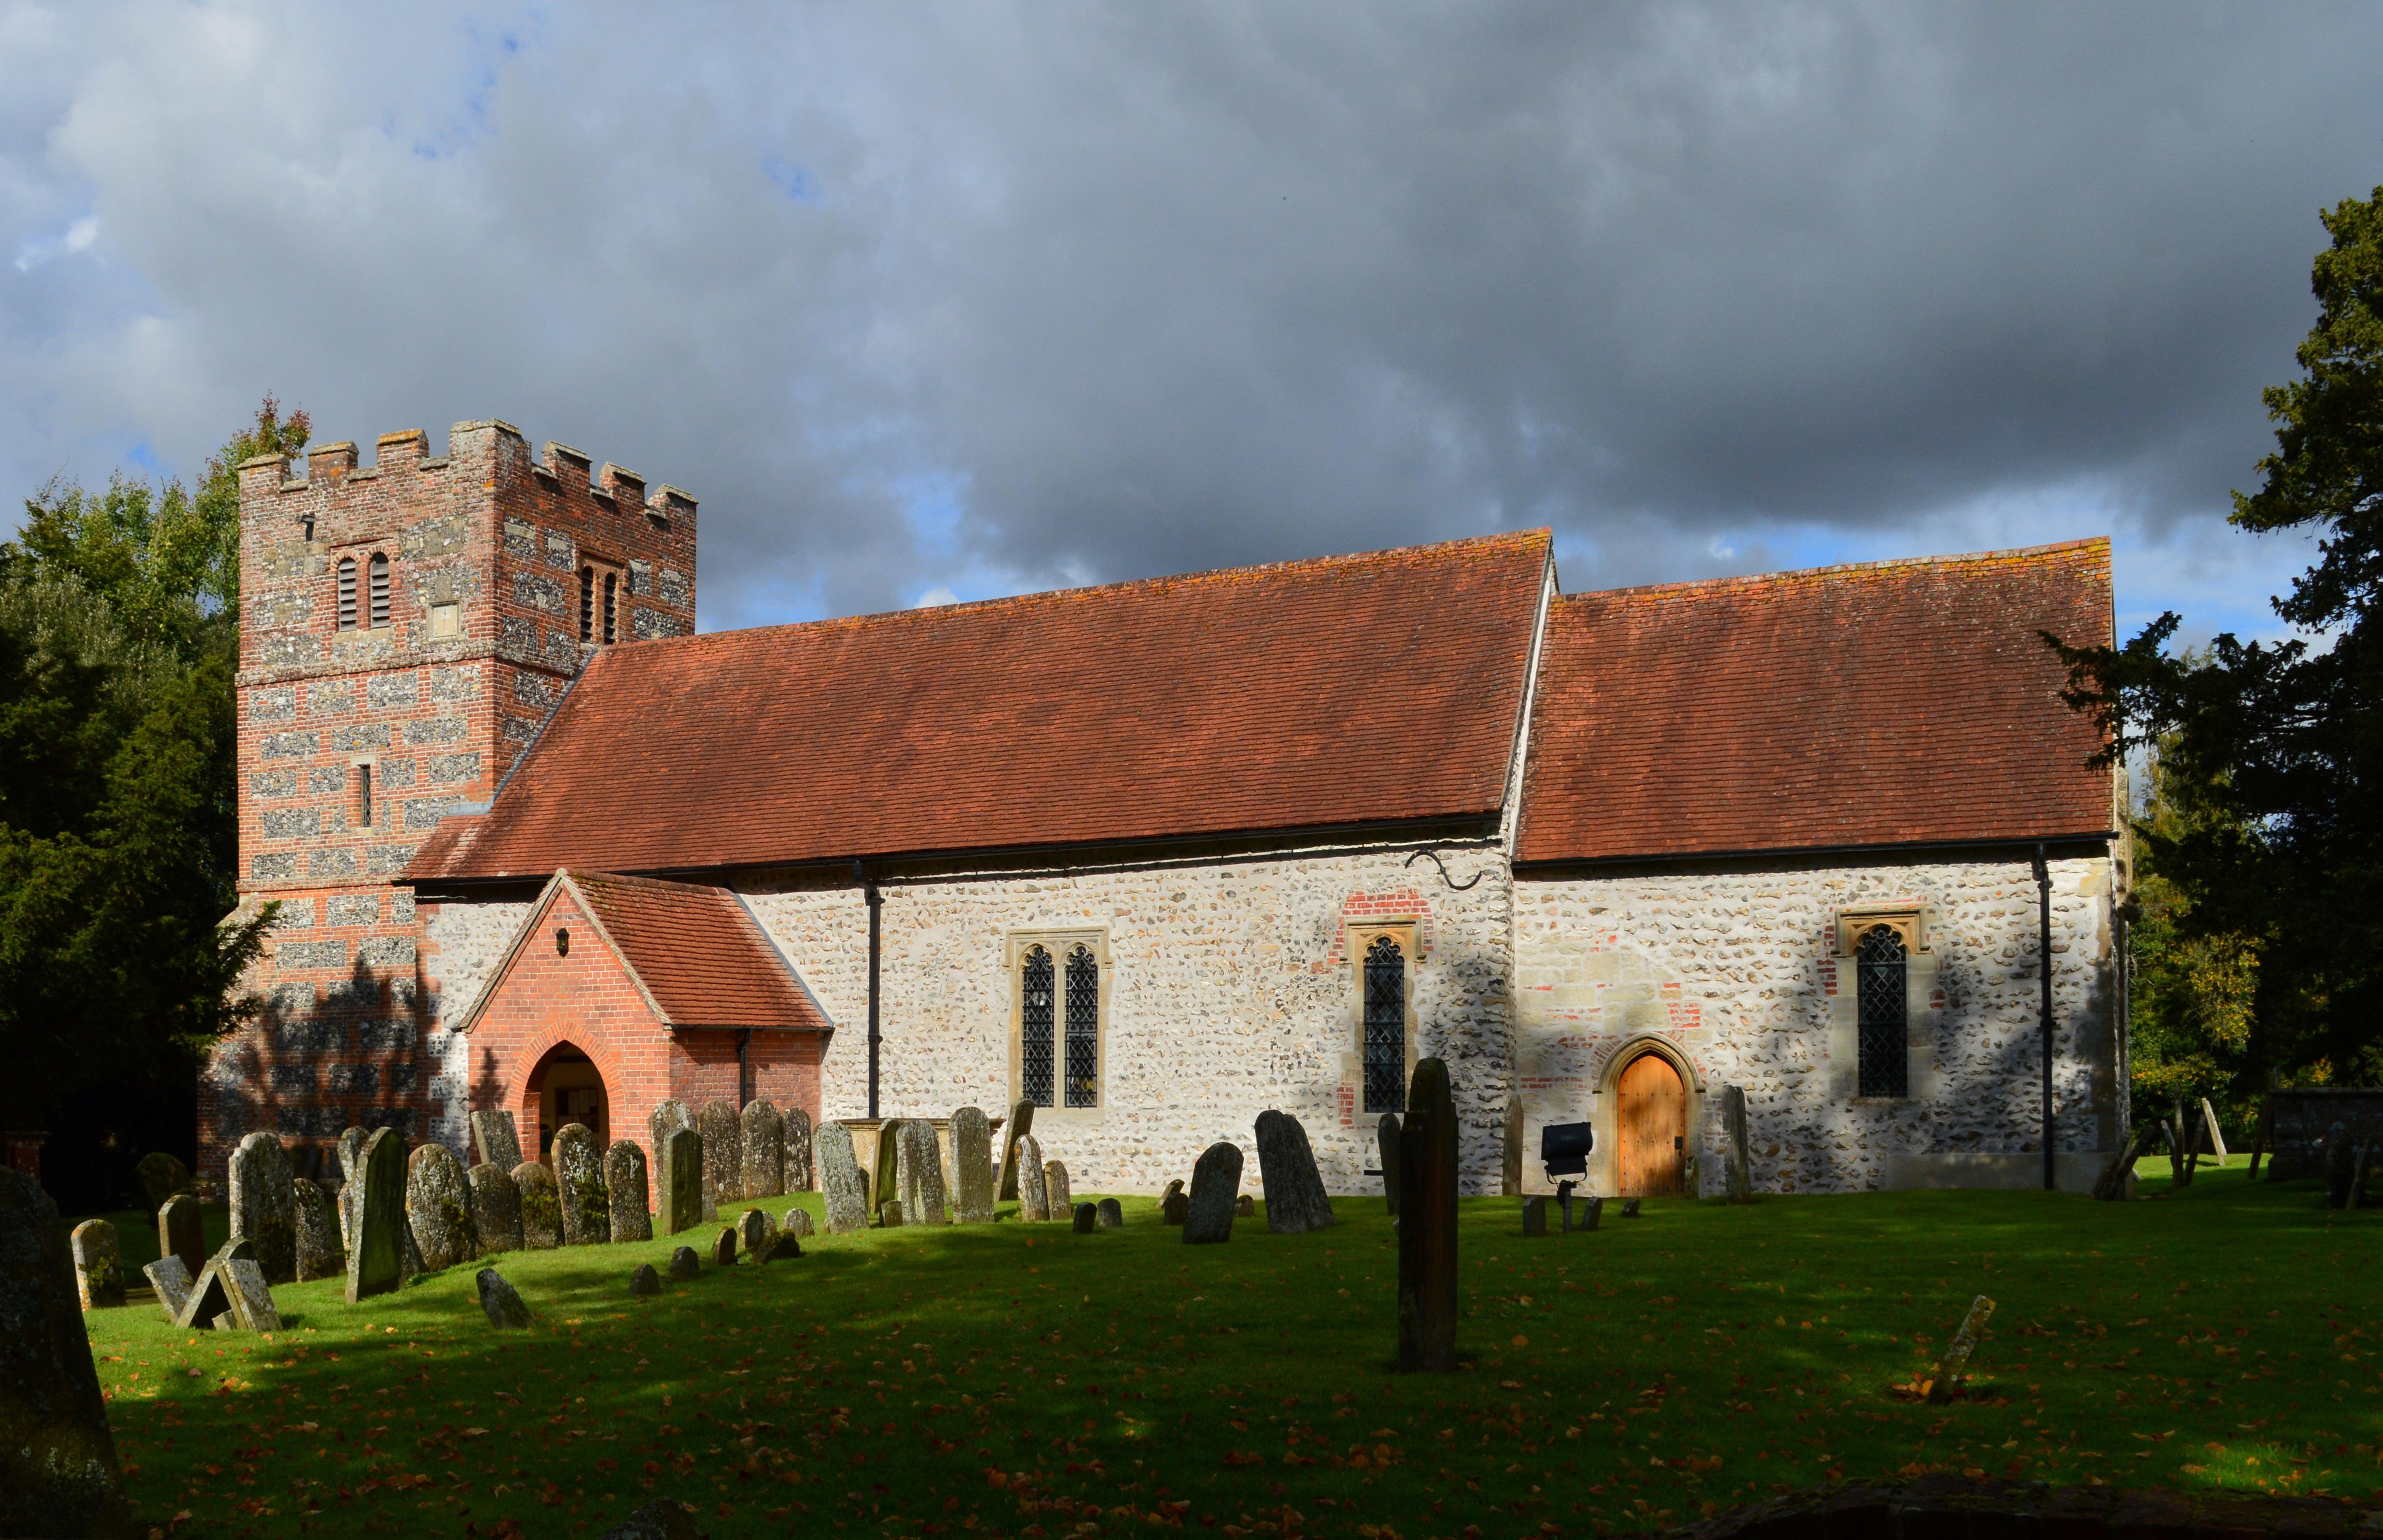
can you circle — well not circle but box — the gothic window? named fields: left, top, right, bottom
left=1021, top=945, right=1055, bottom=1108
left=367, top=553, right=391, bottom=628
left=1064, top=944, right=1099, bottom=1108
left=336, top=557, right=357, bottom=630
left=1856, top=924, right=1909, bottom=1098
left=1363, top=934, right=1407, bottom=1114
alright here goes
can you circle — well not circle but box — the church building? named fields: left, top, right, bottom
left=208, top=420, right=2126, bottom=1199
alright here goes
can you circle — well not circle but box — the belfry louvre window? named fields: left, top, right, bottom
left=1021, top=945, right=1056, bottom=1107
left=1856, top=924, right=1909, bottom=1098
left=1363, top=934, right=1407, bottom=1113
left=581, top=565, right=621, bottom=644
left=603, top=572, right=618, bottom=644
left=367, top=553, right=390, bottom=628
left=1063, top=945, right=1098, bottom=1108
left=335, top=558, right=358, bottom=630
left=580, top=567, right=596, bottom=642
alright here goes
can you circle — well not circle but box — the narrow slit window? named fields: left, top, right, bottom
left=335, top=558, right=357, bottom=631
left=367, top=553, right=390, bottom=628
left=1856, top=924, right=1910, bottom=1098
left=355, top=763, right=374, bottom=829
left=1063, top=944, right=1099, bottom=1108
left=603, top=572, right=618, bottom=644
left=1363, top=934, right=1407, bottom=1114
left=579, top=567, right=595, bottom=642
left=1021, top=945, right=1055, bottom=1108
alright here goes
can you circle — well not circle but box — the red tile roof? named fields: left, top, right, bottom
left=1514, top=539, right=2116, bottom=864
left=409, top=531, right=1551, bottom=881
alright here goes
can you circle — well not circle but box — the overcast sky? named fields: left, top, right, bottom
left=5, top=3, right=2378, bottom=644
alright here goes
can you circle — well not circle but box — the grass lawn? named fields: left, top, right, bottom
left=76, top=1167, right=2379, bottom=1539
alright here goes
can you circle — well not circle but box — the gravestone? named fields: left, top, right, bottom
left=1576, top=1195, right=1604, bottom=1232
left=0, top=1168, right=133, bottom=1536
left=1521, top=1197, right=1548, bottom=1237
left=782, top=1108, right=815, bottom=1192
left=666, top=1246, right=701, bottom=1281
left=1377, top=1113, right=1402, bottom=1215
left=471, top=1110, right=525, bottom=1173
left=607, top=1139, right=653, bottom=1242
left=336, top=1125, right=368, bottom=1183
left=950, top=1106, right=996, bottom=1223
left=335, top=1125, right=369, bottom=1255
left=871, top=1121, right=904, bottom=1216
left=404, top=1216, right=425, bottom=1279
left=1254, top=1109, right=1335, bottom=1234
left=630, top=1263, right=661, bottom=1297
left=1235, top=1193, right=1255, bottom=1218
left=1072, top=1202, right=1097, bottom=1233
left=741, top=1101, right=786, bottom=1200
left=601, top=1496, right=706, bottom=1540
left=897, top=1120, right=950, bottom=1225
left=657, top=1127, right=703, bottom=1236
left=136, top=1150, right=194, bottom=1211
left=1621, top=1198, right=1642, bottom=1219
left=997, top=1099, right=1036, bottom=1200
left=2200, top=1097, right=2231, bottom=1162
left=1159, top=1179, right=1186, bottom=1225
left=477, top=1269, right=532, bottom=1328
left=1396, top=1057, right=1458, bottom=1373
left=229, top=1131, right=298, bottom=1284
left=738, top=1207, right=777, bottom=1255
left=69, top=1220, right=123, bottom=1310
left=1925, top=1295, right=1997, bottom=1404
left=553, top=1123, right=610, bottom=1246
left=143, top=1257, right=191, bottom=1322
left=470, top=1163, right=524, bottom=1254
left=158, top=1192, right=204, bottom=1278
left=1183, top=1142, right=1243, bottom=1245
left=1044, top=1160, right=1073, bottom=1218
left=712, top=1226, right=738, bottom=1267
left=697, top=1100, right=743, bottom=1216
left=406, top=1142, right=479, bottom=1269
left=816, top=1122, right=870, bottom=1235
left=782, top=1207, right=816, bottom=1238
left=880, top=1199, right=906, bottom=1227
left=1722, top=1086, right=1754, bottom=1204
left=221, top=1256, right=283, bottom=1331
left=759, top=1230, right=802, bottom=1262
left=2326, top=1121, right=2356, bottom=1209
left=346, top=1127, right=408, bottom=1304
left=292, top=1177, right=342, bottom=1280
left=1016, top=1135, right=1049, bottom=1222
left=1097, top=1198, right=1122, bottom=1229
left=173, top=1240, right=243, bottom=1331
left=648, top=1100, right=694, bottom=1160
left=514, top=1161, right=564, bottom=1251
left=939, top=1123, right=958, bottom=1209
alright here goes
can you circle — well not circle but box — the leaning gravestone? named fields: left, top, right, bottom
left=470, top=1163, right=524, bottom=1254
left=1072, top=1202, right=1097, bottom=1233
left=1045, top=1159, right=1073, bottom=1218
left=1576, top=1195, right=1605, bottom=1231
left=997, top=1099, right=1036, bottom=1200
left=292, top=1177, right=343, bottom=1281
left=816, top=1122, right=870, bottom=1235
left=0, top=1168, right=133, bottom=1535
left=666, top=1246, right=701, bottom=1281
left=741, top=1101, right=786, bottom=1200
left=782, top=1108, right=815, bottom=1192
left=143, top=1257, right=192, bottom=1322
left=697, top=1100, right=743, bottom=1217
left=553, top=1123, right=611, bottom=1246
left=173, top=1239, right=245, bottom=1330
left=1254, top=1109, right=1335, bottom=1234
left=346, top=1128, right=407, bottom=1303
left=1159, top=1179, right=1187, bottom=1225
left=1397, top=1057, right=1459, bottom=1372
left=657, top=1128, right=703, bottom=1236
left=630, top=1263, right=661, bottom=1298
left=514, top=1161, right=564, bottom=1251
left=229, top=1130, right=298, bottom=1284
left=781, top=1206, right=816, bottom=1238
left=158, top=1192, right=204, bottom=1279
left=1621, top=1197, right=1642, bottom=1219
left=136, top=1150, right=194, bottom=1211
left=1016, top=1135, right=1050, bottom=1221
left=477, top=1269, right=532, bottom=1329
left=471, top=1110, right=525, bottom=1173
left=607, top=1139, right=653, bottom=1242
left=221, top=1256, right=283, bottom=1331
left=69, top=1220, right=123, bottom=1310
left=1097, top=1197, right=1123, bottom=1228
left=711, top=1227, right=738, bottom=1267
left=1378, top=1113, right=1402, bottom=1216
left=870, top=1121, right=905, bottom=1216
left=950, top=1106, right=996, bottom=1223
left=898, top=1120, right=950, bottom=1225
left=1184, top=1143, right=1242, bottom=1244
left=738, top=1208, right=777, bottom=1255
left=406, top=1142, right=479, bottom=1269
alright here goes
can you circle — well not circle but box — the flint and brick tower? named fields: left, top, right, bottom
left=204, top=422, right=697, bottom=1181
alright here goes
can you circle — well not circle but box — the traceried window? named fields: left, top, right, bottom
left=1856, top=924, right=1909, bottom=1098
left=367, top=553, right=390, bottom=628
left=1363, top=934, right=1407, bottom=1114
left=1063, top=944, right=1099, bottom=1107
left=1021, top=945, right=1056, bottom=1108
left=336, top=557, right=358, bottom=630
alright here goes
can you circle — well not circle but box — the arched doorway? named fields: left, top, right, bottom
left=525, top=1043, right=610, bottom=1159
left=1615, top=1051, right=1686, bottom=1196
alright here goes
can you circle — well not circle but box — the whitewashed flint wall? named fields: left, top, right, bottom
left=736, top=846, right=1516, bottom=1196
left=1511, top=855, right=2119, bottom=1195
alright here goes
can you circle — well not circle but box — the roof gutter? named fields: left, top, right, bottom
left=1512, top=830, right=2119, bottom=875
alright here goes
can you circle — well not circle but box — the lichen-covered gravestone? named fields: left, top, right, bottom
left=470, top=1163, right=524, bottom=1254
left=1160, top=1179, right=1187, bottom=1225
left=407, top=1142, right=479, bottom=1269
left=514, top=1162, right=563, bottom=1250
left=1397, top=1057, right=1459, bottom=1372
left=335, top=1125, right=368, bottom=1253
left=898, top=1120, right=950, bottom=1225
left=648, top=1100, right=694, bottom=1160
left=230, top=1130, right=298, bottom=1284
left=657, top=1127, right=703, bottom=1236
left=759, top=1229, right=802, bottom=1262
left=69, top=1219, right=123, bottom=1310
left=741, top=1101, right=786, bottom=1201
left=1254, top=1109, right=1335, bottom=1234
left=221, top=1255, right=283, bottom=1331
left=1044, top=1159, right=1073, bottom=1218
left=292, top=1177, right=343, bottom=1281
left=816, top=1121, right=870, bottom=1235
left=471, top=1110, right=525, bottom=1173
left=738, top=1207, right=777, bottom=1256
left=346, top=1128, right=408, bottom=1304
left=607, top=1139, right=653, bottom=1242
left=143, top=1256, right=191, bottom=1322
left=0, top=1168, right=133, bottom=1535
left=997, top=1099, right=1035, bottom=1201
left=158, top=1192, right=204, bottom=1279
left=1072, top=1202, right=1097, bottom=1233
left=782, top=1108, right=815, bottom=1192
left=950, top=1106, right=995, bottom=1223
left=553, top=1123, right=611, bottom=1246
left=1016, top=1136, right=1049, bottom=1222
left=1184, top=1144, right=1242, bottom=1244
left=173, top=1238, right=245, bottom=1330
left=712, top=1226, right=738, bottom=1267
left=697, top=1100, right=743, bottom=1217
left=477, top=1269, right=532, bottom=1329
left=870, top=1121, right=904, bottom=1217
left=136, top=1150, right=193, bottom=1211
left=781, top=1207, right=816, bottom=1238
left=1097, top=1198, right=1122, bottom=1228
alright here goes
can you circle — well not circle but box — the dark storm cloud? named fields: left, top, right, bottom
left=2, top=2, right=2376, bottom=635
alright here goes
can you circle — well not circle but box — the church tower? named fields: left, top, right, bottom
left=206, top=422, right=697, bottom=1181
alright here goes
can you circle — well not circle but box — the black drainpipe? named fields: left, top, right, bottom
left=2033, top=843, right=2055, bottom=1191
left=855, top=859, right=883, bottom=1120
left=736, top=1028, right=754, bottom=1107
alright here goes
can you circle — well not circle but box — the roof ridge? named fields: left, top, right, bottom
left=560, top=866, right=730, bottom=898
left=1561, top=536, right=2111, bottom=607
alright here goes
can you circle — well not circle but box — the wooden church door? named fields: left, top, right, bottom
left=1615, top=1052, right=1685, bottom=1196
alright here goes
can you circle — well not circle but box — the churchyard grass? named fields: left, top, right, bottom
left=76, top=1170, right=2376, bottom=1538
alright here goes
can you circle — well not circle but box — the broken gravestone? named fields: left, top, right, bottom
left=816, top=1121, right=870, bottom=1235
left=469, top=1162, right=524, bottom=1254
left=1184, top=1142, right=1243, bottom=1245
left=741, top=1100, right=786, bottom=1201
left=950, top=1106, right=996, bottom=1223
left=0, top=1168, right=133, bottom=1535
left=143, top=1257, right=191, bottom=1322
left=1397, top=1057, right=1458, bottom=1373
left=172, top=1238, right=245, bottom=1330
left=405, top=1141, right=479, bottom=1269
left=782, top=1107, right=815, bottom=1193
left=292, top=1177, right=343, bottom=1281
left=1097, top=1198, right=1122, bottom=1229
left=759, top=1230, right=803, bottom=1263
left=346, top=1128, right=407, bottom=1304
left=997, top=1098, right=1035, bottom=1201
left=220, top=1253, right=283, bottom=1331
left=158, top=1191, right=204, bottom=1279
left=898, top=1119, right=950, bottom=1225
left=697, top=1100, right=743, bottom=1216
left=1254, top=1109, right=1335, bottom=1235
left=711, top=1226, right=738, bottom=1268
left=1044, top=1159, right=1073, bottom=1218
left=657, top=1127, right=703, bottom=1236
left=1621, top=1198, right=1643, bottom=1219
left=1159, top=1179, right=1187, bottom=1225
left=229, top=1130, right=297, bottom=1284
left=1016, top=1135, right=1049, bottom=1222
left=514, top=1161, right=564, bottom=1251
left=1235, top=1194, right=1256, bottom=1218
left=477, top=1269, right=532, bottom=1329
left=471, top=1110, right=525, bottom=1174
left=648, top=1100, right=694, bottom=1161
left=607, top=1139, right=652, bottom=1243
left=553, top=1123, right=610, bottom=1246
left=69, top=1220, right=124, bottom=1310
